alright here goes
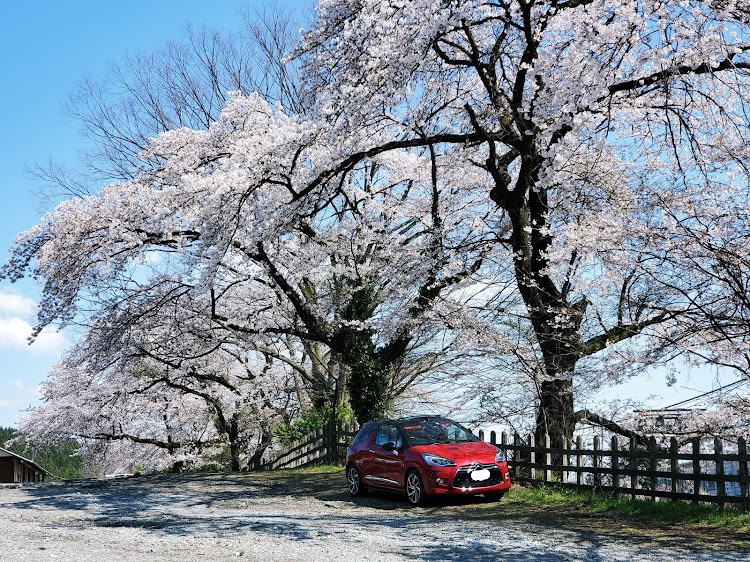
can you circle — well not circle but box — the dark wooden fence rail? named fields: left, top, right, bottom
left=262, top=421, right=358, bottom=470
left=263, top=422, right=749, bottom=508
left=478, top=430, right=750, bottom=508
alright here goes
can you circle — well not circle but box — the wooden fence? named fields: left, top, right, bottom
left=262, top=421, right=358, bottom=470
left=479, top=430, right=750, bottom=508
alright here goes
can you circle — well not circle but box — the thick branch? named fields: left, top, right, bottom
left=89, top=432, right=184, bottom=452
left=579, top=311, right=672, bottom=358
left=292, top=132, right=492, bottom=202
left=252, top=241, right=332, bottom=344
left=574, top=410, right=649, bottom=447
left=609, top=51, right=750, bottom=96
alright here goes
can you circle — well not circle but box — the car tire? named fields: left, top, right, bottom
left=346, top=463, right=365, bottom=497
left=405, top=469, right=427, bottom=506
left=484, top=491, right=505, bottom=501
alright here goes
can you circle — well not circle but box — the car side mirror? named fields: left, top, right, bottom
left=382, top=442, right=397, bottom=452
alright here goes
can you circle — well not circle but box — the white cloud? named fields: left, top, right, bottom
left=0, top=316, right=66, bottom=355
left=0, top=292, right=37, bottom=318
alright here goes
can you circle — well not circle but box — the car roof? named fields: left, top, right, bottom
left=366, top=415, right=452, bottom=425
left=395, top=415, right=450, bottom=423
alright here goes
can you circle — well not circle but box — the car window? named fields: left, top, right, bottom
left=373, top=423, right=402, bottom=449
left=400, top=418, right=479, bottom=445
left=352, top=422, right=379, bottom=444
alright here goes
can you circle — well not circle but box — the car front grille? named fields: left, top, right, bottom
left=451, top=463, right=503, bottom=489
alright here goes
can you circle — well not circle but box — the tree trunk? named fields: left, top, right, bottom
left=345, top=344, right=388, bottom=425
left=339, top=284, right=390, bottom=425
left=533, top=330, right=581, bottom=449
left=248, top=425, right=275, bottom=471
left=498, top=160, right=584, bottom=454
left=227, top=412, right=241, bottom=472
left=229, top=440, right=241, bottom=472
left=535, top=378, right=575, bottom=449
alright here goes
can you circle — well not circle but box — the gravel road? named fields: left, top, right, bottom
left=1, top=470, right=748, bottom=561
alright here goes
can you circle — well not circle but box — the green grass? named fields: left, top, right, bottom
left=501, top=483, right=750, bottom=534
left=281, top=463, right=346, bottom=473
left=509, top=484, right=749, bottom=525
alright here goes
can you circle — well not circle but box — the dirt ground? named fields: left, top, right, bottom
left=1, top=468, right=748, bottom=561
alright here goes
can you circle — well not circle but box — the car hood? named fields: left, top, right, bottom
left=416, top=441, right=498, bottom=463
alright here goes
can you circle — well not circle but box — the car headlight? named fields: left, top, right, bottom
left=421, top=453, right=456, bottom=467
left=494, top=449, right=506, bottom=463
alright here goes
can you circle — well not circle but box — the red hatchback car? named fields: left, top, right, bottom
left=346, top=416, right=511, bottom=506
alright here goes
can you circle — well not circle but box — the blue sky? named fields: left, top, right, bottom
left=0, top=1, right=731, bottom=428
left=0, top=0, right=309, bottom=427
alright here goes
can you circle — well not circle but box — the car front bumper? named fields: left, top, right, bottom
left=422, top=462, right=511, bottom=496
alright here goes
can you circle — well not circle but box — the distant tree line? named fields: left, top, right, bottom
left=0, top=427, right=84, bottom=480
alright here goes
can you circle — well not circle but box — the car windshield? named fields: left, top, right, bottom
left=399, top=418, right=480, bottom=445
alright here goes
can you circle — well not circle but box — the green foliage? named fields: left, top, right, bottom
left=339, top=283, right=390, bottom=425
left=0, top=426, right=85, bottom=480
left=276, top=402, right=355, bottom=445
left=340, top=327, right=389, bottom=425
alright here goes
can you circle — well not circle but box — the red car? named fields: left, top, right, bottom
left=345, top=415, right=511, bottom=506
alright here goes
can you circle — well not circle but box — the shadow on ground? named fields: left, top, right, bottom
left=6, top=469, right=750, bottom=559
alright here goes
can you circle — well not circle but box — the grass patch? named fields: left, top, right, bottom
left=506, top=484, right=750, bottom=530
left=593, top=496, right=750, bottom=530
left=278, top=463, right=345, bottom=474
left=461, top=483, right=750, bottom=550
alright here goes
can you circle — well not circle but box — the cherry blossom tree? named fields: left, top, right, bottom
left=7, top=90, right=512, bottom=434
left=17, top=281, right=298, bottom=472
left=29, top=8, right=304, bottom=205
left=20, top=9, right=507, bottom=432
left=292, top=0, right=750, bottom=446
left=8, top=0, right=750, bottom=456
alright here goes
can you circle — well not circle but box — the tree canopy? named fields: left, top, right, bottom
left=5, top=0, right=750, bottom=467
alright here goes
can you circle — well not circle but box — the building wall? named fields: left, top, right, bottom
left=0, top=456, right=45, bottom=483
left=0, top=457, right=14, bottom=482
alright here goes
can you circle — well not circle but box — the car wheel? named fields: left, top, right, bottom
left=347, top=464, right=365, bottom=497
left=405, top=469, right=426, bottom=506
left=484, top=491, right=505, bottom=501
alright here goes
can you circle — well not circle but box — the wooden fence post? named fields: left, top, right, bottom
left=316, top=427, right=323, bottom=464
left=649, top=436, right=658, bottom=501
left=611, top=436, right=620, bottom=497
left=692, top=437, right=702, bottom=503
left=670, top=437, right=679, bottom=502
left=593, top=436, right=602, bottom=488
left=514, top=433, right=522, bottom=479
left=268, top=423, right=748, bottom=504
left=630, top=437, right=638, bottom=500
left=715, top=437, right=726, bottom=508
left=739, top=437, right=749, bottom=512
